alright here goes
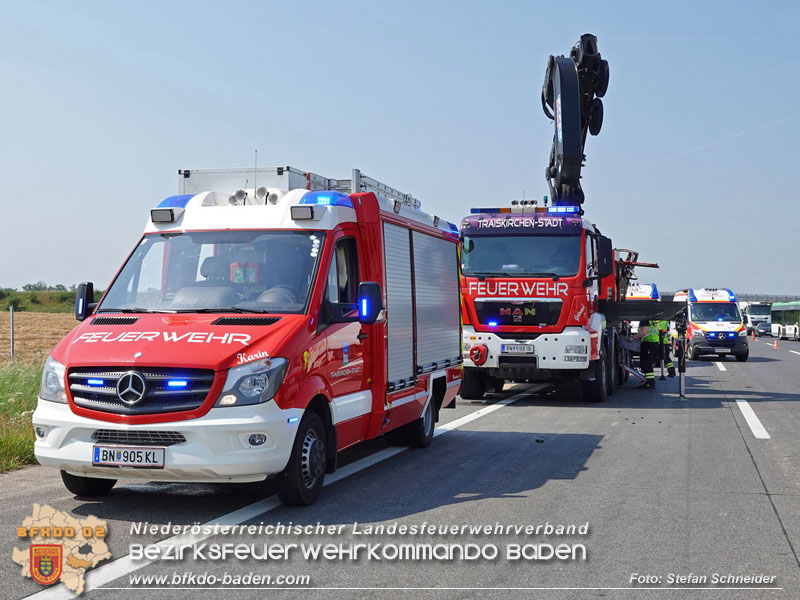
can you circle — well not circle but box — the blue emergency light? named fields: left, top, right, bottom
left=361, top=298, right=368, bottom=317
left=300, top=191, right=353, bottom=208
left=547, top=205, right=579, bottom=214
left=167, top=380, right=188, bottom=388
left=86, top=379, right=105, bottom=387
left=488, top=321, right=498, bottom=327
left=158, top=195, right=194, bottom=208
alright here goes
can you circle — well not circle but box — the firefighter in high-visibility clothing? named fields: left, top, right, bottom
left=632, top=320, right=660, bottom=389
left=657, top=320, right=676, bottom=377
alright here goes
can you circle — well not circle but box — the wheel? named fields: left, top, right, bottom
left=60, top=471, right=116, bottom=496
left=580, top=351, right=608, bottom=403
left=687, top=344, right=697, bottom=361
left=386, top=400, right=435, bottom=448
left=491, top=378, right=505, bottom=393
left=460, top=368, right=488, bottom=400
left=588, top=98, right=604, bottom=136
left=735, top=352, right=749, bottom=362
left=606, top=339, right=616, bottom=396
left=276, top=412, right=326, bottom=506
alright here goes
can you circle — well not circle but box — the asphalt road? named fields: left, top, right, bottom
left=3, top=337, right=800, bottom=600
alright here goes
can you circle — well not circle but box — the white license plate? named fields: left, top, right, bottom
left=713, top=348, right=730, bottom=353
left=92, top=446, right=165, bottom=468
left=501, top=344, right=535, bottom=354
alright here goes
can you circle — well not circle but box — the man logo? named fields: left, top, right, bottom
left=30, top=545, right=62, bottom=586
left=116, top=371, right=147, bottom=405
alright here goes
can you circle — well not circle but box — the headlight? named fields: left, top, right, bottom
left=215, top=358, right=288, bottom=407
left=565, top=345, right=588, bottom=354
left=693, top=330, right=704, bottom=337
left=39, top=356, right=67, bottom=403
left=738, top=330, right=747, bottom=336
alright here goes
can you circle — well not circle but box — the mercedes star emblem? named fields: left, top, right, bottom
left=116, top=371, right=147, bottom=405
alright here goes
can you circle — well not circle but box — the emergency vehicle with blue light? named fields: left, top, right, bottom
left=33, top=166, right=462, bottom=505
left=674, top=288, right=748, bottom=361
left=458, top=35, right=684, bottom=400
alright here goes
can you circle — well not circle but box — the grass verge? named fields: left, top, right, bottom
left=0, top=362, right=42, bottom=472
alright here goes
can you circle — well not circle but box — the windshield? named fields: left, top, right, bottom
left=460, top=234, right=581, bottom=277
left=747, top=305, right=770, bottom=316
left=99, top=231, right=324, bottom=314
left=690, top=302, right=742, bottom=323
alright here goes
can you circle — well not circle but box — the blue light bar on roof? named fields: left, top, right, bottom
left=300, top=191, right=353, bottom=207
left=158, top=195, right=194, bottom=208
left=470, top=208, right=502, bottom=214
left=651, top=284, right=659, bottom=299
left=688, top=289, right=698, bottom=302
left=547, top=205, right=579, bottom=214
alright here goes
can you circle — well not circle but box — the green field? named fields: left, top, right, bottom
left=0, top=362, right=41, bottom=472
left=0, top=289, right=78, bottom=313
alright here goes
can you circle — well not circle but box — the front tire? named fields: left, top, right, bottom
left=276, top=412, right=326, bottom=506
left=735, top=352, right=749, bottom=362
left=580, top=351, right=608, bottom=403
left=60, top=471, right=116, bottom=496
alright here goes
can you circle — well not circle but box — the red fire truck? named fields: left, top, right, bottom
left=459, top=35, right=683, bottom=401
left=33, top=166, right=462, bottom=505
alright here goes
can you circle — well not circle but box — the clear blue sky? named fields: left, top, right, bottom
left=2, top=0, right=798, bottom=294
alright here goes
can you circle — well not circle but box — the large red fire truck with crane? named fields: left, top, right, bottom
left=459, top=34, right=686, bottom=401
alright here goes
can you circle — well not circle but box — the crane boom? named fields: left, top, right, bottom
left=542, top=33, right=609, bottom=208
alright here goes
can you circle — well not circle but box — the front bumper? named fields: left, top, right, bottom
left=689, top=335, right=748, bottom=356
left=461, top=325, right=591, bottom=378
left=32, top=400, right=302, bottom=483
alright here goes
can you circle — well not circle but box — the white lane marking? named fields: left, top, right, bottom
left=715, top=361, right=727, bottom=371
left=790, top=350, right=800, bottom=356
left=736, top=399, right=771, bottom=439
left=26, top=389, right=534, bottom=599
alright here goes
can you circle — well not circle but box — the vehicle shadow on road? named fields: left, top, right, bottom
left=267, top=429, right=603, bottom=525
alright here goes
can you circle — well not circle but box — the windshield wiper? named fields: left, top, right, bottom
left=466, top=271, right=561, bottom=280
left=96, top=308, right=178, bottom=314
left=173, top=307, right=271, bottom=314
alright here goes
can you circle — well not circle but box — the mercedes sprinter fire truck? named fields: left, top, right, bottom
left=33, top=166, right=462, bottom=505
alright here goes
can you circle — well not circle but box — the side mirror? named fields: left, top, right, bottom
left=75, top=282, right=95, bottom=321
left=596, top=236, right=614, bottom=278
left=357, top=282, right=383, bottom=324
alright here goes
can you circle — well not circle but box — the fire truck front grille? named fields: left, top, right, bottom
left=474, top=300, right=562, bottom=327
left=91, top=429, right=187, bottom=446
left=68, top=367, right=216, bottom=415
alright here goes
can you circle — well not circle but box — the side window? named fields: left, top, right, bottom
left=325, top=237, right=360, bottom=304
left=585, top=235, right=596, bottom=277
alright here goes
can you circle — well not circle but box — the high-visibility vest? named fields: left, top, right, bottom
left=642, top=320, right=661, bottom=343
left=657, top=320, right=670, bottom=344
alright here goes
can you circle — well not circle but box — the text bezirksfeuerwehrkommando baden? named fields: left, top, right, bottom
left=130, top=521, right=589, bottom=538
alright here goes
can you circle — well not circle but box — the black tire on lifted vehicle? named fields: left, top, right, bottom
left=276, top=411, right=327, bottom=506
left=60, top=471, right=116, bottom=496
left=460, top=368, right=488, bottom=400
left=580, top=350, right=608, bottom=403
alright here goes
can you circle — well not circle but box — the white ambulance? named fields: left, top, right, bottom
left=674, top=288, right=748, bottom=361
